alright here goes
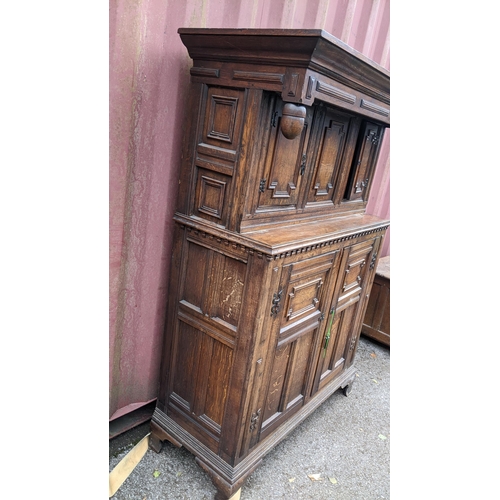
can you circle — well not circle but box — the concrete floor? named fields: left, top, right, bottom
left=109, top=335, right=389, bottom=499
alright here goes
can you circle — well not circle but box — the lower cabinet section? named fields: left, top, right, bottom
left=151, top=220, right=386, bottom=499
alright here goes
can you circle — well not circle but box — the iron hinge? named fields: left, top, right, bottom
left=270, top=288, right=283, bottom=317
left=299, top=153, right=306, bottom=175
left=249, top=409, right=261, bottom=432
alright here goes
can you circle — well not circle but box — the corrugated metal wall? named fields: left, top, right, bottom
left=109, top=0, right=390, bottom=421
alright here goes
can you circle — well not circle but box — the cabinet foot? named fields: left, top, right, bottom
left=215, top=487, right=241, bottom=500
left=149, top=419, right=182, bottom=453
left=342, top=374, right=356, bottom=396
left=149, top=432, right=163, bottom=453
left=196, top=456, right=261, bottom=500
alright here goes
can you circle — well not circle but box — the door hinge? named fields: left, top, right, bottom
left=300, top=153, right=306, bottom=175
left=259, top=179, right=266, bottom=192
left=370, top=251, right=378, bottom=270
left=349, top=337, right=357, bottom=351
left=249, top=409, right=261, bottom=432
left=271, top=111, right=278, bottom=127
left=270, top=288, right=283, bottom=317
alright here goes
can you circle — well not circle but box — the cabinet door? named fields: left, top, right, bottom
left=312, top=236, right=381, bottom=394
left=344, top=121, right=384, bottom=202
left=255, top=96, right=313, bottom=212
left=304, top=107, right=358, bottom=209
left=258, top=251, right=339, bottom=441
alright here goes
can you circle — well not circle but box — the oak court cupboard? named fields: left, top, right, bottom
left=150, top=28, right=390, bottom=500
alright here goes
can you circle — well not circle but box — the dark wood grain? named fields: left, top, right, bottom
left=151, top=28, right=390, bottom=500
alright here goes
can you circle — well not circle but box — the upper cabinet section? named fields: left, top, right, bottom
left=178, top=28, right=389, bottom=125
left=176, top=29, right=390, bottom=233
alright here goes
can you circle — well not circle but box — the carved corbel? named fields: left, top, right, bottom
left=280, top=103, right=306, bottom=139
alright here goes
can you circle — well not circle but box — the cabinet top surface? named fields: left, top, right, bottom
left=176, top=213, right=389, bottom=257
left=244, top=214, right=389, bottom=251
left=376, top=256, right=390, bottom=279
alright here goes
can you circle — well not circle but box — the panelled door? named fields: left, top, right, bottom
left=258, top=250, right=339, bottom=441
left=255, top=96, right=313, bottom=212
left=312, top=236, right=382, bottom=395
left=344, top=121, right=384, bottom=202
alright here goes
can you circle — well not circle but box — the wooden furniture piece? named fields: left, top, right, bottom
left=150, top=28, right=390, bottom=500
left=362, top=255, right=390, bottom=346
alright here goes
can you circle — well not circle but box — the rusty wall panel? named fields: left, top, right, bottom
left=110, top=0, right=390, bottom=421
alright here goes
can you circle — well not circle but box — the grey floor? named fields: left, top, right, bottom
left=109, top=335, right=389, bottom=499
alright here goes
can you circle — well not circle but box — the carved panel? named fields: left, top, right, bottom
left=336, top=240, right=375, bottom=312
left=259, top=324, right=317, bottom=439
left=202, top=86, right=245, bottom=150
left=194, top=169, right=231, bottom=225
left=169, top=319, right=234, bottom=442
left=344, top=121, right=384, bottom=202
left=279, top=251, right=338, bottom=337
left=360, top=99, right=389, bottom=117
left=198, top=175, right=226, bottom=219
left=313, top=305, right=356, bottom=393
left=191, top=66, right=220, bottom=78
left=306, top=109, right=352, bottom=206
left=285, top=278, right=323, bottom=322
left=207, top=95, right=238, bottom=143
left=256, top=98, right=312, bottom=210
left=315, top=79, right=356, bottom=105
left=233, top=70, right=284, bottom=84
left=179, top=239, right=247, bottom=338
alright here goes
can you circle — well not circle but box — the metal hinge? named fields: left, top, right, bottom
left=270, top=288, right=283, bottom=317
left=349, top=337, right=357, bottom=351
left=271, top=111, right=278, bottom=127
left=370, top=252, right=378, bottom=270
left=259, top=179, right=266, bottom=192
left=249, top=409, right=261, bottom=432
left=300, top=153, right=306, bottom=175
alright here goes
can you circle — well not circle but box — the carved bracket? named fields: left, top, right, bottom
left=280, top=103, right=306, bottom=140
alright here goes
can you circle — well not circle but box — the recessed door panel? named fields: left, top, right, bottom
left=258, top=251, right=339, bottom=440
left=344, top=121, right=384, bottom=202
left=256, top=98, right=313, bottom=211
left=305, top=108, right=353, bottom=208
left=311, top=236, right=382, bottom=395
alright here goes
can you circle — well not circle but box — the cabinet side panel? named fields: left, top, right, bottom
left=182, top=240, right=211, bottom=311
left=167, top=235, right=250, bottom=452
left=204, top=341, right=234, bottom=425
left=261, top=342, right=290, bottom=423
left=212, top=257, right=246, bottom=328
left=172, top=321, right=202, bottom=410
left=191, top=86, right=247, bottom=228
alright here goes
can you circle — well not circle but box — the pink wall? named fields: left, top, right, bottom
left=109, top=0, right=390, bottom=420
